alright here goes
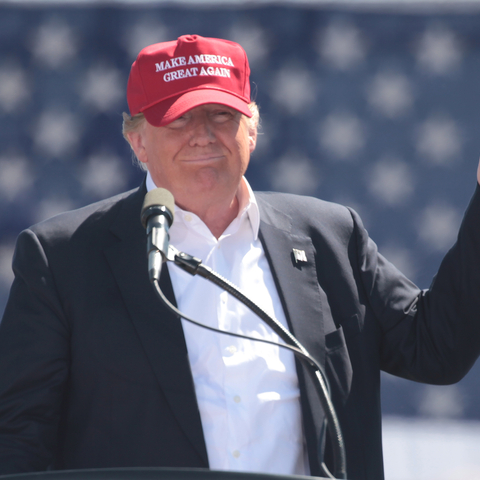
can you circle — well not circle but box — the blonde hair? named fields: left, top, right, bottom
left=122, top=102, right=260, bottom=171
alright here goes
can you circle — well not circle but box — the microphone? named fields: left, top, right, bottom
left=141, top=188, right=175, bottom=282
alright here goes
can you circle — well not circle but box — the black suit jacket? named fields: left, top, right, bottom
left=1, top=180, right=480, bottom=480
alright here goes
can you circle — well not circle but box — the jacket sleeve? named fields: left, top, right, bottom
left=0, top=228, right=70, bottom=474
left=355, top=183, right=480, bottom=384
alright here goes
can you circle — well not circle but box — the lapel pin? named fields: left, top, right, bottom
left=292, top=248, right=307, bottom=264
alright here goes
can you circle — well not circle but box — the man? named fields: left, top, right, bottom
left=0, top=34, right=479, bottom=480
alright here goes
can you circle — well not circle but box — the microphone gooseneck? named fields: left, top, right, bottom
left=140, top=189, right=347, bottom=479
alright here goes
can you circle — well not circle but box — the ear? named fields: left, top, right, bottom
left=248, top=124, right=257, bottom=154
left=126, top=130, right=148, bottom=166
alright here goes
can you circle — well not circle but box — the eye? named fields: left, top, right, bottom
left=212, top=108, right=235, bottom=123
left=168, top=114, right=189, bottom=128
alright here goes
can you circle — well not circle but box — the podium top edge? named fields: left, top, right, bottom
left=0, top=468, right=333, bottom=480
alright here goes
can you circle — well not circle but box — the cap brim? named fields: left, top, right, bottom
left=142, top=89, right=252, bottom=127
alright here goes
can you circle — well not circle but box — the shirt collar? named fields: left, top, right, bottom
left=145, top=171, right=260, bottom=240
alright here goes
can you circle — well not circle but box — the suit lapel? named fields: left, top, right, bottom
left=257, top=195, right=329, bottom=475
left=103, top=184, right=208, bottom=466
left=257, top=196, right=326, bottom=369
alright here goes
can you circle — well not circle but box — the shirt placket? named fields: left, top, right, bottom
left=211, top=236, right=246, bottom=470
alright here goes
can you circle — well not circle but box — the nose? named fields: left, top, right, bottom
left=188, top=117, right=216, bottom=147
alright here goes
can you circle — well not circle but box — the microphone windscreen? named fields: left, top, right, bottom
left=141, top=188, right=175, bottom=225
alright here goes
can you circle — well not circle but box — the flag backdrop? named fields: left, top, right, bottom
left=1, top=1, right=480, bottom=442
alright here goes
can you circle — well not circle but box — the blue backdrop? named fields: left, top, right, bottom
left=1, top=3, right=480, bottom=421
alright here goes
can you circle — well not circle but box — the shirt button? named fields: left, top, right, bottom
left=184, top=214, right=192, bottom=222
left=233, top=395, right=241, bottom=403
left=226, top=345, right=237, bottom=354
left=232, top=450, right=240, bottom=458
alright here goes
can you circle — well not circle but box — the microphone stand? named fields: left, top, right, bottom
left=153, top=245, right=347, bottom=480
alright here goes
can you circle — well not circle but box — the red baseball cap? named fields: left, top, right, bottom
left=127, top=34, right=252, bottom=127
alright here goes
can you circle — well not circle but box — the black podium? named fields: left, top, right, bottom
left=0, top=468, right=333, bottom=480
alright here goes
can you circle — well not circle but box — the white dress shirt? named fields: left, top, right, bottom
left=146, top=173, right=309, bottom=476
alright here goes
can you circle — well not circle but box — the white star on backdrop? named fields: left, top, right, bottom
left=418, top=385, right=464, bottom=418
left=417, top=202, right=461, bottom=252
left=379, top=244, right=416, bottom=279
left=228, top=22, right=270, bottom=67
left=34, top=197, right=75, bottom=224
left=79, top=152, right=128, bottom=198
left=416, top=114, right=462, bottom=165
left=270, top=151, right=319, bottom=195
left=33, top=110, right=81, bottom=158
left=415, top=23, right=463, bottom=75
left=319, top=110, right=366, bottom=160
left=79, top=65, right=124, bottom=112
left=30, top=18, right=77, bottom=69
left=123, top=19, right=170, bottom=59
left=367, top=157, right=414, bottom=206
left=366, top=70, right=414, bottom=119
left=0, top=156, right=35, bottom=202
left=316, top=20, right=367, bottom=71
left=269, top=64, right=318, bottom=115
left=0, top=65, right=30, bottom=113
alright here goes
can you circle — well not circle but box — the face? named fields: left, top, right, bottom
left=128, top=103, right=256, bottom=213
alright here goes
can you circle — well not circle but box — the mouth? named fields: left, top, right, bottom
left=181, top=154, right=225, bottom=164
